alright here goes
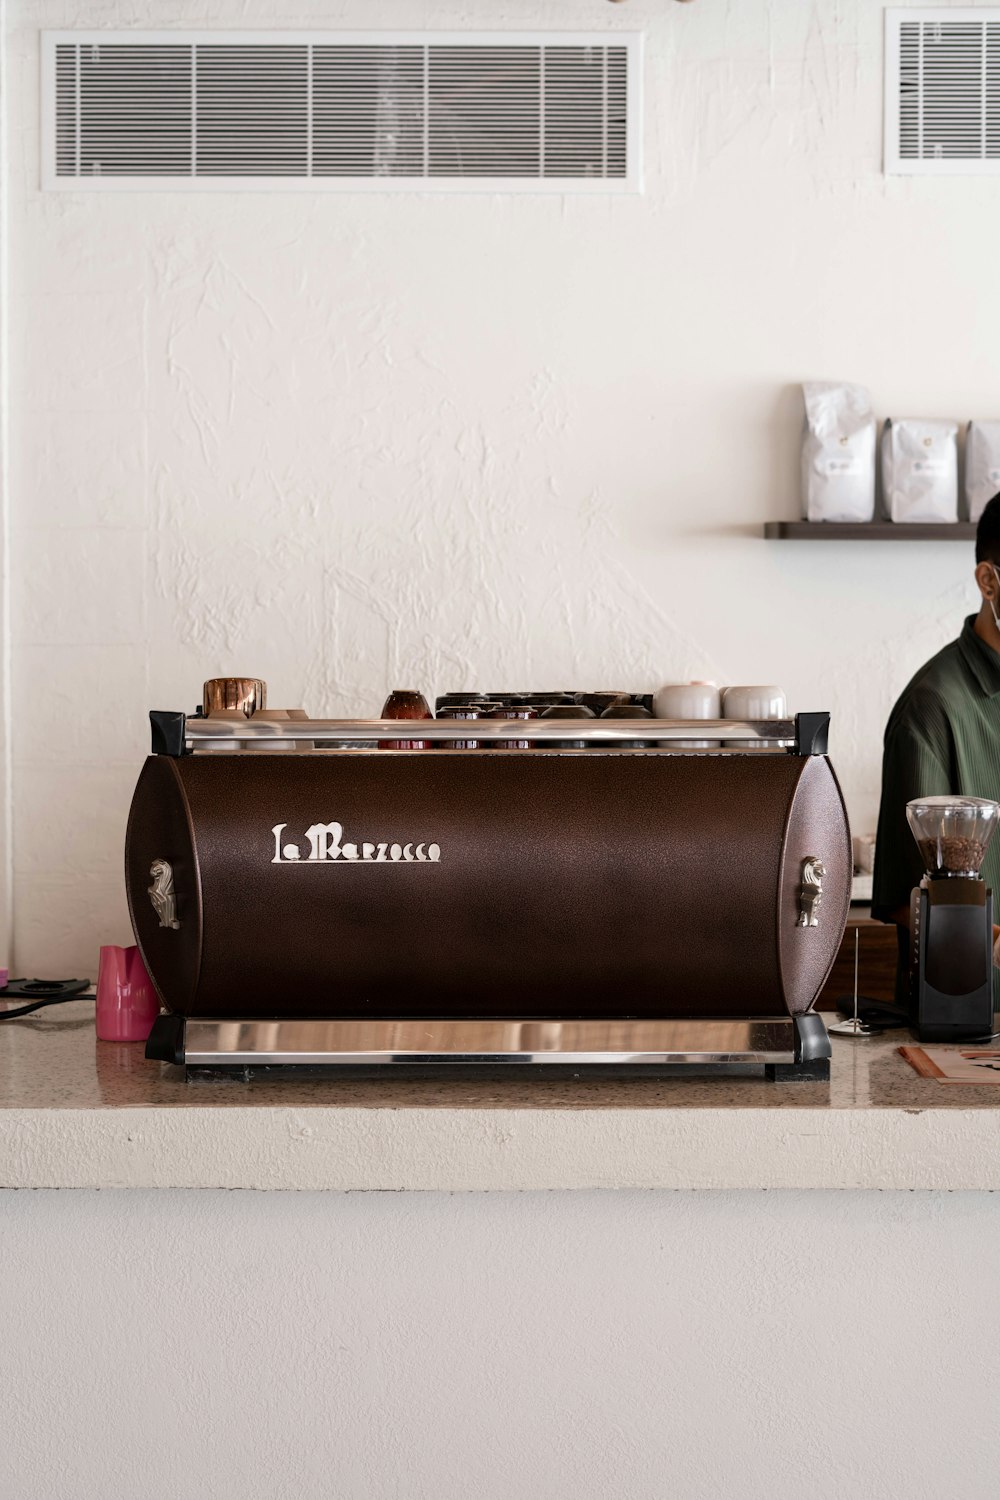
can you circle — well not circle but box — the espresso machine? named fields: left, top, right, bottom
left=131, top=682, right=852, bottom=1080
left=907, top=795, right=1000, bottom=1042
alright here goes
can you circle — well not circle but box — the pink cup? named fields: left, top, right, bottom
left=95, top=945, right=160, bottom=1042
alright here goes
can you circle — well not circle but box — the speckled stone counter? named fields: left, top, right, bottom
left=2, top=1001, right=1000, bottom=1189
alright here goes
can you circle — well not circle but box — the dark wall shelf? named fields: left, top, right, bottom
left=764, top=521, right=976, bottom=541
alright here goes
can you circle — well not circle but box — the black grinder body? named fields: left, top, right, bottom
left=911, top=876, right=995, bottom=1042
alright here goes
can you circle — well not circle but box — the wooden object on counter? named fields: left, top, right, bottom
left=900, top=1045, right=1000, bottom=1083
left=816, top=909, right=899, bottom=1011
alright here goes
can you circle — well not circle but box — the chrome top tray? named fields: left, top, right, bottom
left=148, top=711, right=831, bottom=756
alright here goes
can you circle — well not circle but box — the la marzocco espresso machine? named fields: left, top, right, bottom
left=130, top=683, right=852, bottom=1079
left=907, top=795, right=1000, bottom=1042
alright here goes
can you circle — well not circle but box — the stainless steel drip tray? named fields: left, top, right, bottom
left=145, top=1015, right=831, bottom=1079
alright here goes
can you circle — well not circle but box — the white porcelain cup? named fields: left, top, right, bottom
left=721, top=685, right=787, bottom=748
left=721, top=685, right=787, bottom=720
left=653, top=682, right=721, bottom=749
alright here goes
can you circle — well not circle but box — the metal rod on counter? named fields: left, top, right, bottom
left=179, top=716, right=799, bottom=746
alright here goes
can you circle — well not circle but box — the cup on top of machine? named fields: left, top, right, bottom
left=539, top=702, right=595, bottom=749
left=721, top=686, right=788, bottom=750
left=653, top=682, right=721, bottom=749
left=379, top=689, right=431, bottom=750
left=436, top=705, right=485, bottom=750
left=487, top=705, right=539, bottom=751
left=721, top=685, right=786, bottom=719
left=600, top=702, right=653, bottom=749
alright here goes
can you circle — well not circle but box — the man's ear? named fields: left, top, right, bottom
left=975, top=560, right=996, bottom=601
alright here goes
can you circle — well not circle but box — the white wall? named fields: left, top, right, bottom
left=5, top=0, right=994, bottom=974
left=3, top=1187, right=1000, bottom=1500
left=0, top=3, right=11, bottom=967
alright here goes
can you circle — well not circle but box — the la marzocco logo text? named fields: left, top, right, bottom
left=271, top=822, right=441, bottom=865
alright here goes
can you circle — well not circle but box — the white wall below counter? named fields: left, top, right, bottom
left=5, top=0, right=995, bottom=975
left=3, top=1187, right=999, bottom=1500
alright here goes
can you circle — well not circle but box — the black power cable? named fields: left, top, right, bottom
left=0, top=979, right=92, bottom=1021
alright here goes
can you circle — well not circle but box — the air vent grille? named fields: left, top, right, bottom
left=43, top=30, right=641, bottom=192
left=886, top=8, right=1000, bottom=173
left=312, top=46, right=425, bottom=178
left=54, top=44, right=78, bottom=177
left=197, top=46, right=309, bottom=177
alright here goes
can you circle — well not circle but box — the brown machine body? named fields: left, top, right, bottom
left=125, top=750, right=851, bottom=1021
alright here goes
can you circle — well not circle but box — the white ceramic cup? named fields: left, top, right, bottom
left=721, top=685, right=787, bottom=748
left=653, top=682, right=721, bottom=749
left=721, top=685, right=787, bottom=720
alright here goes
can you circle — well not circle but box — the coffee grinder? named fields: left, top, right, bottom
left=907, top=795, right=1000, bottom=1042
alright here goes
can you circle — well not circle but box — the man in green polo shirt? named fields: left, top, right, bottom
left=873, top=494, right=1000, bottom=1001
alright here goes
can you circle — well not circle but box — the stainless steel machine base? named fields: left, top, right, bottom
left=146, top=1013, right=831, bottom=1080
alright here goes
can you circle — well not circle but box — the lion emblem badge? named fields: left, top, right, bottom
left=148, top=859, right=180, bottom=931
left=797, top=857, right=826, bottom=929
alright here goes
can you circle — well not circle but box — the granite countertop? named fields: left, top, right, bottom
left=2, top=1001, right=1000, bottom=1190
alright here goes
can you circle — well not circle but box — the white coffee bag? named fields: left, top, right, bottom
left=882, top=419, right=958, bottom=524
left=965, top=421, right=1000, bottom=523
left=801, top=382, right=876, bottom=523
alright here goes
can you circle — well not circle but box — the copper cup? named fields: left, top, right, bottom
left=203, top=677, right=267, bottom=718
left=379, top=689, right=431, bottom=750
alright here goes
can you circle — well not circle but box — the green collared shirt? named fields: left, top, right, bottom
left=873, top=616, right=1000, bottom=1001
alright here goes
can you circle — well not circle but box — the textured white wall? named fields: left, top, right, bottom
left=5, top=0, right=994, bottom=973
left=0, top=3, right=11, bottom=965
left=3, top=1187, right=1000, bottom=1500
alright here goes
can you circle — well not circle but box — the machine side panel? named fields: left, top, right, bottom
left=125, top=756, right=203, bottom=1011
left=777, top=755, right=852, bottom=1014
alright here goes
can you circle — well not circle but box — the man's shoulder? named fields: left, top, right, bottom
left=887, top=638, right=969, bottom=736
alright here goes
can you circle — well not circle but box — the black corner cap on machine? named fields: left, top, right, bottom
left=795, top=712, right=830, bottom=756
left=145, top=1014, right=186, bottom=1065
left=150, top=711, right=188, bottom=757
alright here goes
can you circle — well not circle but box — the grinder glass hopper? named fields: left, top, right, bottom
left=906, top=796, right=1000, bottom=879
